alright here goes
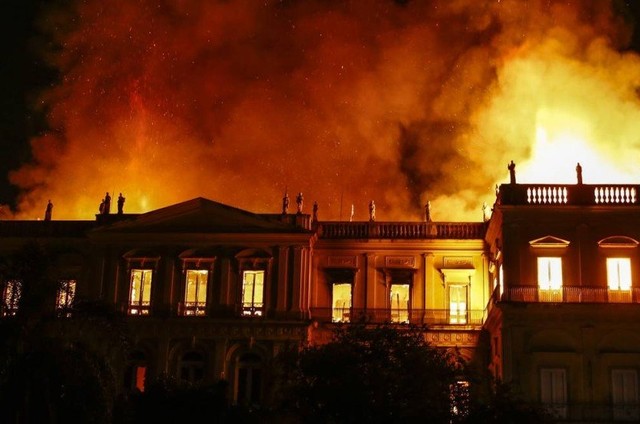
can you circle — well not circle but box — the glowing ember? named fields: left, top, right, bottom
left=7, top=1, right=640, bottom=221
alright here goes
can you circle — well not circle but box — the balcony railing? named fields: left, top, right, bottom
left=499, top=183, right=640, bottom=206
left=317, top=222, right=485, bottom=239
left=500, top=286, right=640, bottom=303
left=310, top=307, right=485, bottom=325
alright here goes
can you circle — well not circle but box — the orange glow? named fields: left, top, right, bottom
left=7, top=1, right=640, bottom=221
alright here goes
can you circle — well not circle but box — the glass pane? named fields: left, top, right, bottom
left=449, top=285, right=468, bottom=324
left=608, top=258, right=632, bottom=290
left=56, top=280, right=76, bottom=310
left=185, top=270, right=208, bottom=304
left=242, top=271, right=265, bottom=315
left=390, top=284, right=409, bottom=323
left=332, top=283, right=351, bottom=322
left=141, top=270, right=152, bottom=304
left=538, top=257, right=562, bottom=290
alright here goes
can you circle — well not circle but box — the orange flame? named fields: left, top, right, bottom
left=7, top=0, right=640, bottom=221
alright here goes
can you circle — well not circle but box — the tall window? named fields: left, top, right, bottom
left=390, top=283, right=409, bottom=323
left=128, top=269, right=152, bottom=315
left=608, top=258, right=632, bottom=290
left=56, top=279, right=76, bottom=317
left=449, top=285, right=468, bottom=324
left=1, top=280, right=21, bottom=317
left=184, top=270, right=208, bottom=316
left=242, top=270, right=264, bottom=317
left=612, top=369, right=639, bottom=421
left=538, top=257, right=563, bottom=302
left=540, top=368, right=567, bottom=419
left=236, top=353, right=263, bottom=407
left=332, top=283, right=352, bottom=322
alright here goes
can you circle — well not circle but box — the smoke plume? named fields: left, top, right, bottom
left=9, top=0, right=640, bottom=221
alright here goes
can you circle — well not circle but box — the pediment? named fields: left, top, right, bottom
left=91, top=198, right=302, bottom=234
left=598, top=236, right=639, bottom=249
left=529, top=235, right=570, bottom=248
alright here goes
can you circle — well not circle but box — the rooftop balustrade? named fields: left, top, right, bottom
left=499, top=183, right=640, bottom=206
left=496, top=286, right=640, bottom=304
left=317, top=221, right=485, bottom=239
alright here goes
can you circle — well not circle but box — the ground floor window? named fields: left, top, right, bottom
left=236, top=353, right=263, bottom=407
left=612, top=369, right=639, bottom=421
left=540, top=368, right=567, bottom=419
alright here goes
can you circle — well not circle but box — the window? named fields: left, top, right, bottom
left=540, top=368, right=567, bottom=418
left=538, top=257, right=563, bottom=301
left=56, top=279, right=76, bottom=317
left=184, top=270, right=208, bottom=316
left=390, top=284, right=410, bottom=323
left=332, top=283, right=352, bottom=322
left=449, top=285, right=468, bottom=324
left=242, top=270, right=264, bottom=317
left=236, top=353, right=263, bottom=407
left=608, top=258, right=632, bottom=290
left=128, top=269, right=152, bottom=315
left=612, top=369, right=639, bottom=421
left=450, top=380, right=470, bottom=419
left=2, top=280, right=21, bottom=317
left=124, top=351, right=147, bottom=392
left=179, top=351, right=205, bottom=384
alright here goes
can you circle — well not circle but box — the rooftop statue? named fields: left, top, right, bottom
left=508, top=160, right=516, bottom=184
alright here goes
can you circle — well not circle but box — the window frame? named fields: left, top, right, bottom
left=241, top=270, right=265, bottom=317
left=1, top=279, right=21, bottom=317
left=332, top=282, right=353, bottom=323
left=183, top=269, right=210, bottom=316
left=56, top=279, right=77, bottom=317
left=128, top=268, right=154, bottom=315
left=389, top=283, right=410, bottom=324
left=540, top=367, right=568, bottom=419
left=612, top=368, right=640, bottom=421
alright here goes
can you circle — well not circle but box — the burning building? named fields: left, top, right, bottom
left=3, top=165, right=640, bottom=421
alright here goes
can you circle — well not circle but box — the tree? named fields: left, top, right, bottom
left=273, top=323, right=462, bottom=424
left=0, top=242, right=128, bottom=423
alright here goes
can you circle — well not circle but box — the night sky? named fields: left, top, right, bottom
left=3, top=1, right=640, bottom=219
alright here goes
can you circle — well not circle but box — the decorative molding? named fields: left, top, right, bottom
left=529, top=235, right=570, bottom=248
left=385, top=256, right=416, bottom=268
left=443, top=257, right=474, bottom=269
left=598, top=236, right=639, bottom=249
left=327, top=255, right=358, bottom=268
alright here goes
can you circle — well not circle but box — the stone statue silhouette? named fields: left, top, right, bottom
left=508, top=160, right=516, bottom=184
left=369, top=200, right=376, bottom=222
left=296, top=192, right=303, bottom=214
left=282, top=191, right=290, bottom=214
left=103, top=192, right=111, bottom=214
left=117, top=193, right=126, bottom=214
left=44, top=200, right=53, bottom=221
left=576, top=162, right=583, bottom=185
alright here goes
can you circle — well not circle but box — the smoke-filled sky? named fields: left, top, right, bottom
left=3, top=0, right=640, bottom=221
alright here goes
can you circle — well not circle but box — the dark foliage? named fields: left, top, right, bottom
left=273, top=323, right=461, bottom=424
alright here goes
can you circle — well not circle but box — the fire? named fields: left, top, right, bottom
left=6, top=1, right=640, bottom=221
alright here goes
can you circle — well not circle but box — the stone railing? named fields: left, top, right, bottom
left=499, top=184, right=640, bottom=206
left=317, top=222, right=485, bottom=239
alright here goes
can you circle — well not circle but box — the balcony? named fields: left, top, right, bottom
left=499, top=183, right=640, bottom=206
left=310, top=307, right=485, bottom=326
left=499, top=286, right=640, bottom=304
left=317, top=222, right=485, bottom=239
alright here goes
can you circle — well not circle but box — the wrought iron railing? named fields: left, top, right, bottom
left=309, top=307, right=485, bottom=325
left=500, top=286, right=640, bottom=303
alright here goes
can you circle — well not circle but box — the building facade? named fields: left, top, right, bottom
left=2, top=181, right=640, bottom=421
